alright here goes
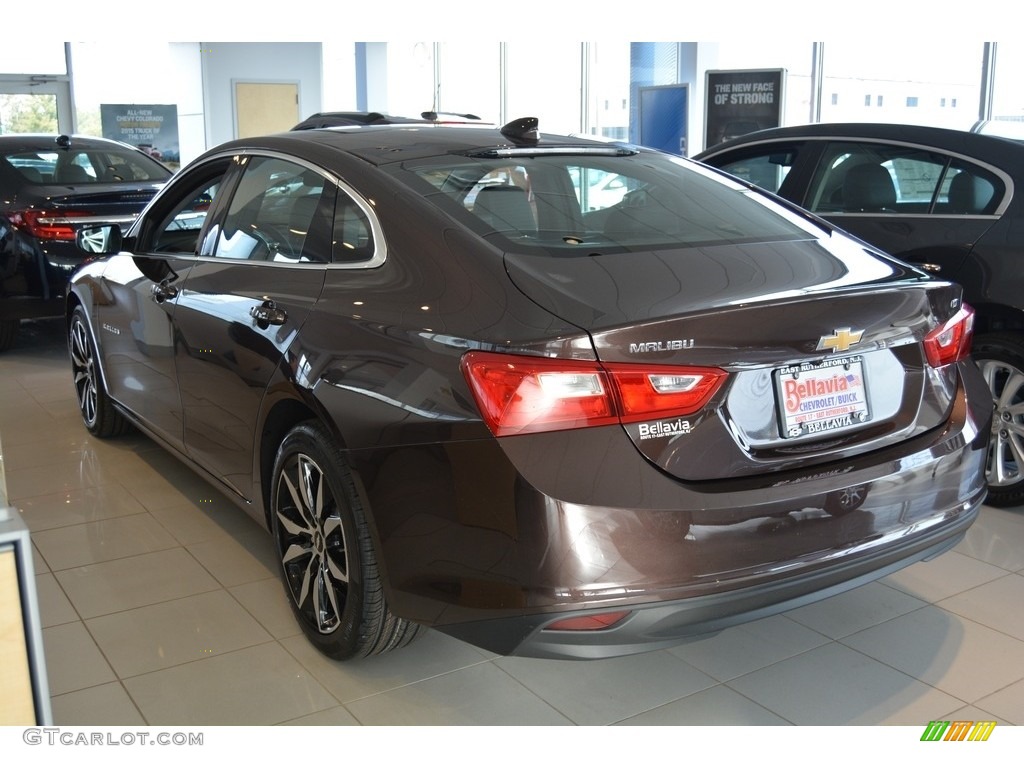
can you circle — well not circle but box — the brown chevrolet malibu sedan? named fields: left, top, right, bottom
left=66, top=117, right=990, bottom=660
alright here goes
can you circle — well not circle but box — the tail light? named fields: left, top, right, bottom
left=461, top=351, right=727, bottom=437
left=924, top=304, right=974, bottom=368
left=10, top=209, right=94, bottom=241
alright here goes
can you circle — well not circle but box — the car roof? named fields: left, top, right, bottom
left=291, top=111, right=430, bottom=130
left=207, top=120, right=635, bottom=167
left=292, top=111, right=488, bottom=131
left=697, top=122, right=1024, bottom=162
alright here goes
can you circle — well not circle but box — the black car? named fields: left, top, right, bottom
left=0, top=134, right=171, bottom=351
left=696, top=123, right=1024, bottom=506
left=66, top=119, right=989, bottom=661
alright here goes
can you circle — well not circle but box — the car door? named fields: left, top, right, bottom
left=800, top=140, right=1006, bottom=279
left=171, top=154, right=333, bottom=501
left=94, top=158, right=233, bottom=447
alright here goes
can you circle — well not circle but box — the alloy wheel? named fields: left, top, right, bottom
left=274, top=452, right=349, bottom=634
left=70, top=317, right=98, bottom=427
left=979, top=358, right=1024, bottom=488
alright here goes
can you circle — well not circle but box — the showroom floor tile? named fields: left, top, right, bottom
left=4, top=317, right=1024, bottom=726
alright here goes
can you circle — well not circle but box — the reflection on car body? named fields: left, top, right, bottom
left=66, top=118, right=989, bottom=661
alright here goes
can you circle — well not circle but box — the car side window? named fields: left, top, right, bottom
left=936, top=161, right=1003, bottom=215
left=215, top=156, right=330, bottom=263
left=710, top=145, right=800, bottom=195
left=332, top=191, right=376, bottom=263
left=138, top=160, right=232, bottom=255
left=807, top=142, right=980, bottom=215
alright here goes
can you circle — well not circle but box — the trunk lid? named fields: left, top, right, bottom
left=504, top=234, right=964, bottom=481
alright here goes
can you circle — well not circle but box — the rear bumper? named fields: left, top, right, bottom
left=438, top=496, right=980, bottom=659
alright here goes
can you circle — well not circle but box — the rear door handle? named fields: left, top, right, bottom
left=250, top=300, right=287, bottom=328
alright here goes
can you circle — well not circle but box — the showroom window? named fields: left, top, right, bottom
left=818, top=42, right=982, bottom=129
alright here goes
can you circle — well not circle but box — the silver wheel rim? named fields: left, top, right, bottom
left=275, top=452, right=348, bottom=634
left=979, top=358, right=1024, bottom=488
left=79, top=228, right=108, bottom=253
left=836, top=486, right=863, bottom=509
left=70, top=318, right=98, bottom=427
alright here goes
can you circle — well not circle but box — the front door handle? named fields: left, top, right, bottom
left=250, top=300, right=287, bottom=328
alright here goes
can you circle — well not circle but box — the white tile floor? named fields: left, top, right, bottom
left=4, top=317, right=1024, bottom=726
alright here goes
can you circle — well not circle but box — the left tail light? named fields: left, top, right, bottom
left=10, top=209, right=94, bottom=241
left=924, top=304, right=974, bottom=368
left=461, top=351, right=727, bottom=437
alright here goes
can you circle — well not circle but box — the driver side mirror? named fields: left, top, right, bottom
left=76, top=224, right=123, bottom=256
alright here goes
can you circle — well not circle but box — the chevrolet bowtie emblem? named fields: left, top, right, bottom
left=816, top=327, right=864, bottom=353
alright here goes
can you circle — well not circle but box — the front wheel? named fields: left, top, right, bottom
left=68, top=307, right=128, bottom=437
left=974, top=333, right=1024, bottom=507
left=270, top=421, right=423, bottom=659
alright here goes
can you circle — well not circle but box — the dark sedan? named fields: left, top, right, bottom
left=66, top=119, right=989, bottom=660
left=0, top=134, right=171, bottom=351
left=696, top=123, right=1024, bottom=506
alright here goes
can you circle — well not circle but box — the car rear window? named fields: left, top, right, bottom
left=400, top=149, right=820, bottom=253
left=4, top=147, right=170, bottom=185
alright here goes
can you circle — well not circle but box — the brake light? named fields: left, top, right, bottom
left=10, top=209, right=93, bottom=241
left=460, top=351, right=727, bottom=437
left=923, top=304, right=974, bottom=368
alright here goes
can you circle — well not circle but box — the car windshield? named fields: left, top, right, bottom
left=401, top=149, right=820, bottom=253
left=3, top=146, right=170, bottom=185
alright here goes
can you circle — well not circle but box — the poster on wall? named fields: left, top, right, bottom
left=638, top=84, right=689, bottom=157
left=704, top=69, right=785, bottom=149
left=100, top=104, right=180, bottom=169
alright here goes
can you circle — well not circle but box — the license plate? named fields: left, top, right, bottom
left=775, top=356, right=870, bottom=439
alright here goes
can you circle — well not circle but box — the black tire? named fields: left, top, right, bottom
left=974, top=333, right=1024, bottom=507
left=270, top=421, right=423, bottom=659
left=0, top=319, right=18, bottom=352
left=68, top=307, right=128, bottom=438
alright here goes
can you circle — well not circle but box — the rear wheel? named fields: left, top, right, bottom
left=69, top=307, right=128, bottom=437
left=270, top=421, right=423, bottom=659
left=974, top=333, right=1024, bottom=507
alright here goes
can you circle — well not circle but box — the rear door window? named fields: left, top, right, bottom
left=806, top=141, right=1004, bottom=216
left=215, top=156, right=334, bottom=263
